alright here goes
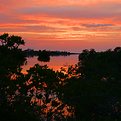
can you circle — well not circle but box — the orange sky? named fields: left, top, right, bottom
left=0, top=0, right=121, bottom=52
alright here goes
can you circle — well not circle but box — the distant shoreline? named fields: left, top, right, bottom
left=24, top=49, right=80, bottom=57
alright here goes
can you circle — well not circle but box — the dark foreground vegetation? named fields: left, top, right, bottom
left=0, top=33, right=121, bottom=121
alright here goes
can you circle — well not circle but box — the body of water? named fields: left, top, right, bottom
left=22, top=54, right=79, bottom=73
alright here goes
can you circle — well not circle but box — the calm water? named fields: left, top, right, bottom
left=22, top=54, right=79, bottom=73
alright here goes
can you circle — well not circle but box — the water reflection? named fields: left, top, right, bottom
left=22, top=54, right=79, bottom=73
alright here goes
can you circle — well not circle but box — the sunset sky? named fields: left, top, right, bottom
left=0, top=0, right=121, bottom=52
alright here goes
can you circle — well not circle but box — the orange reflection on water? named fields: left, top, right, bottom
left=22, top=54, right=79, bottom=73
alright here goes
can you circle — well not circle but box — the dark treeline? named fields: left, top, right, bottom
left=1, top=33, right=121, bottom=121
left=24, top=49, right=75, bottom=62
left=24, top=49, right=74, bottom=57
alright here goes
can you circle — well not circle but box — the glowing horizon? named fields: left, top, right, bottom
left=0, top=0, right=121, bottom=52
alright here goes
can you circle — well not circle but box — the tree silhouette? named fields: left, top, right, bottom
left=62, top=48, right=121, bottom=121
left=1, top=33, right=121, bottom=121
left=0, top=34, right=73, bottom=121
left=0, top=33, right=25, bottom=49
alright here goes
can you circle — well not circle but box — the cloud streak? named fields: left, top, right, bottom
left=17, top=3, right=121, bottom=19
left=82, top=23, right=114, bottom=28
